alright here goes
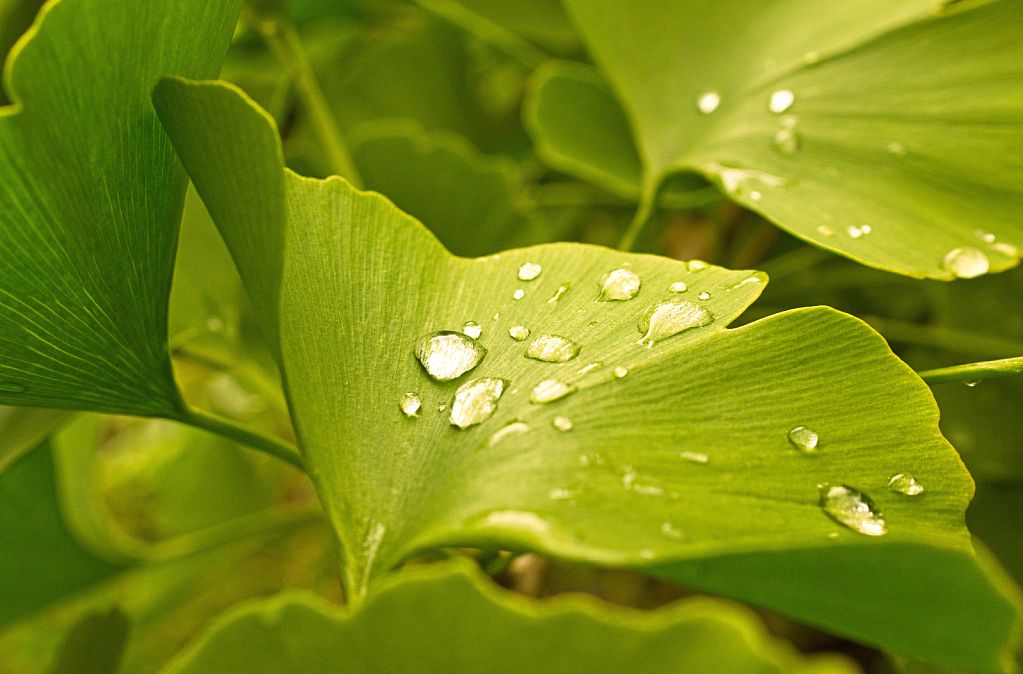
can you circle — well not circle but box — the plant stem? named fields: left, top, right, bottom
left=254, top=17, right=364, bottom=188
left=414, top=0, right=547, bottom=69
left=617, top=186, right=659, bottom=252
left=918, top=356, right=1023, bottom=385
left=177, top=406, right=304, bottom=471
left=862, top=316, right=1023, bottom=360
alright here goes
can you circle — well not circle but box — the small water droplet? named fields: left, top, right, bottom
left=637, top=299, right=713, bottom=348
left=462, top=321, right=482, bottom=339
left=769, top=89, right=795, bottom=114
left=449, top=378, right=507, bottom=428
left=578, top=361, right=602, bottom=374
left=525, top=334, right=581, bottom=363
left=887, top=141, right=906, bottom=157
left=547, top=283, right=571, bottom=303
left=697, top=91, right=720, bottom=114
left=623, top=466, right=663, bottom=496
left=438, top=401, right=447, bottom=412
left=661, top=522, right=684, bottom=540
left=772, top=127, right=800, bottom=155
left=518, top=262, right=542, bottom=281
left=492, top=313, right=500, bottom=321
left=549, top=488, right=577, bottom=499
left=819, top=485, right=887, bottom=536
left=597, top=268, right=641, bottom=301
left=513, top=289, right=525, bottom=300
left=750, top=191, right=762, bottom=201
left=942, top=247, right=989, bottom=279
left=680, top=451, right=708, bottom=464
left=817, top=225, right=834, bottom=237
left=613, top=366, right=628, bottom=379
left=400, top=392, right=421, bottom=417
left=552, top=416, right=574, bottom=432
left=847, top=225, right=865, bottom=239
left=415, top=331, right=487, bottom=381
left=963, top=379, right=980, bottom=387
left=787, top=426, right=819, bottom=452
left=487, top=421, right=529, bottom=447
left=509, top=325, right=530, bottom=341
left=687, top=260, right=709, bottom=272
left=697, top=291, right=711, bottom=300
left=861, top=225, right=872, bottom=234
left=888, top=473, right=925, bottom=496
left=206, top=317, right=224, bottom=332
left=587, top=321, right=598, bottom=327
left=974, top=228, right=996, bottom=243
left=704, top=164, right=787, bottom=196
left=531, top=379, right=576, bottom=404
left=668, top=282, right=688, bottom=293
left=0, top=382, right=28, bottom=393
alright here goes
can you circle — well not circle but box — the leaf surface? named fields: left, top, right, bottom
left=153, top=78, right=1021, bottom=670
left=0, top=0, right=240, bottom=413
left=161, top=558, right=856, bottom=674
left=542, top=0, right=1023, bottom=278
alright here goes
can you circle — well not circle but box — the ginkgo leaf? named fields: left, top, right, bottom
left=153, top=77, right=1021, bottom=670
left=0, top=0, right=240, bottom=414
left=534, top=0, right=1022, bottom=278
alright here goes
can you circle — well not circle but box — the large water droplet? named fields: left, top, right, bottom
left=787, top=426, right=818, bottom=452
left=462, top=321, right=482, bottom=339
left=513, top=289, right=525, bottom=300
left=888, top=473, right=925, bottom=496
left=613, top=366, right=628, bottom=379
left=637, top=299, right=713, bottom=348
left=668, top=282, right=688, bottom=292
left=509, top=325, right=530, bottom=341
left=769, top=89, right=795, bottom=113
left=697, top=91, right=720, bottom=114
left=819, top=485, right=887, bottom=536
left=943, top=247, right=989, bottom=278
left=487, top=421, right=529, bottom=447
left=525, top=334, right=581, bottom=363
left=772, top=127, right=800, bottom=155
left=597, top=268, right=641, bottom=301
left=531, top=379, right=576, bottom=404
left=400, top=392, right=421, bottom=417
left=547, top=283, right=571, bottom=303
left=415, top=331, right=487, bottom=381
left=518, top=262, right=542, bottom=281
left=680, top=451, right=708, bottom=464
left=552, top=417, right=574, bottom=432
left=450, top=378, right=507, bottom=429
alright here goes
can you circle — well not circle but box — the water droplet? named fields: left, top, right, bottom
left=769, top=90, right=795, bottom=113
left=449, top=378, right=507, bottom=429
left=687, top=260, right=709, bottom=272
left=888, top=473, right=925, bottom=496
left=787, top=426, right=819, bottom=452
left=697, top=291, right=711, bottom=300
left=861, top=225, right=872, bottom=234
left=547, top=283, right=571, bottom=303
left=509, top=325, right=530, bottom=341
left=415, top=331, right=487, bottom=381
left=480, top=510, right=549, bottom=534
left=487, top=421, right=529, bottom=447
left=531, top=379, right=576, bottom=404
left=438, top=401, right=447, bottom=412
left=518, top=262, right=542, bottom=281
left=492, top=313, right=500, bottom=321
left=206, top=317, right=224, bottom=332
left=661, top=522, right=684, bottom=540
left=623, top=467, right=663, bottom=496
left=513, top=289, right=525, bottom=300
left=578, top=361, right=602, bottom=374
left=525, top=334, right=581, bottom=363
left=819, top=485, right=887, bottom=536
left=697, top=91, right=720, bottom=114
left=817, top=225, right=834, bottom=237
left=750, top=191, right=762, bottom=201
left=680, top=451, right=709, bottom=464
left=887, top=142, right=906, bottom=157
left=613, top=366, right=628, bottom=379
left=963, top=379, right=979, bottom=387
left=400, top=392, right=421, bottom=417
left=597, top=268, right=641, bottom=301
left=974, top=228, right=997, bottom=244
left=637, top=299, right=713, bottom=348
left=942, top=247, right=989, bottom=279
left=847, top=225, right=866, bottom=239
left=462, top=321, right=482, bottom=339
left=549, top=488, right=577, bottom=499
left=772, top=127, right=800, bottom=155
left=668, top=282, right=688, bottom=292
left=552, top=417, right=574, bottom=432
left=703, top=163, right=787, bottom=195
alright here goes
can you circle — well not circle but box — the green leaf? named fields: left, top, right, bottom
left=48, top=608, right=130, bottom=674
left=160, top=558, right=857, bottom=674
left=153, top=78, right=1021, bottom=670
left=0, top=0, right=241, bottom=413
left=0, top=404, right=70, bottom=474
left=544, top=0, right=1022, bottom=277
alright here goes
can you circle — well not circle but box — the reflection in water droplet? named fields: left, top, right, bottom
left=887, top=142, right=906, bottom=157
left=668, top=282, right=688, bottom=293
left=697, top=291, right=711, bottom=300
left=531, top=379, right=576, bottom=404
left=613, top=366, right=628, bottom=379
left=449, top=378, right=507, bottom=429
left=578, top=361, right=602, bottom=374
left=549, top=488, right=577, bottom=499
left=820, top=485, right=887, bottom=536
left=680, top=451, right=709, bottom=464
left=687, top=260, right=709, bottom=272
left=787, top=426, right=819, bottom=452
left=400, top=392, right=421, bottom=417
left=518, top=262, right=542, bottom=281
left=414, top=331, right=486, bottom=381
left=487, top=421, right=529, bottom=447
left=462, top=321, right=482, bottom=339
left=697, top=91, right=720, bottom=114
left=509, top=325, right=530, bottom=341
left=661, top=522, right=684, bottom=540
left=817, top=225, right=834, bottom=237
left=597, top=268, right=641, bottom=301
left=888, top=473, right=925, bottom=496
left=943, top=247, right=989, bottom=279
left=547, top=283, right=571, bottom=303
left=772, top=127, right=800, bottom=155
left=974, top=228, right=996, bottom=244
left=525, top=334, right=581, bottom=363
left=552, top=416, right=574, bottom=432
left=637, top=299, right=713, bottom=348
left=513, top=289, right=525, bottom=300
left=963, top=379, right=979, bottom=387
left=769, top=89, right=795, bottom=113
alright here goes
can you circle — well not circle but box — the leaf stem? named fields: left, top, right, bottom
left=176, top=406, right=304, bottom=471
left=861, top=316, right=1023, bottom=360
left=253, top=17, right=364, bottom=188
left=617, top=185, right=659, bottom=252
left=918, top=357, right=1023, bottom=385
